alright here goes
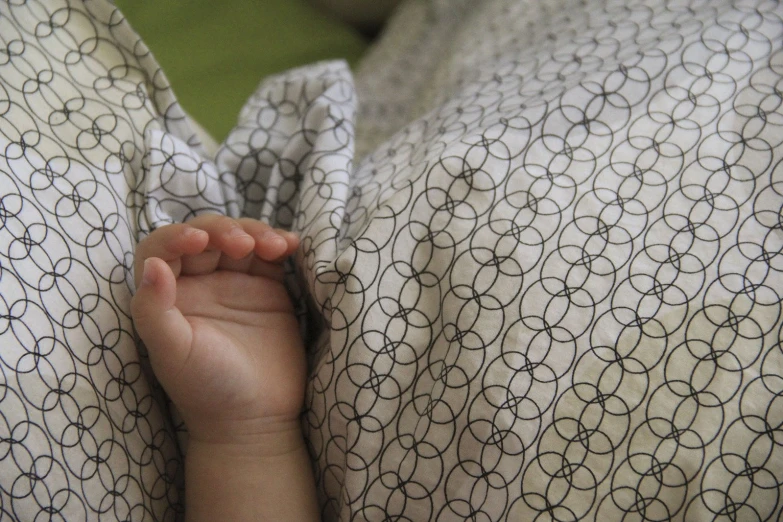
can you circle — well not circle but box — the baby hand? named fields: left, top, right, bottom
left=130, top=215, right=305, bottom=444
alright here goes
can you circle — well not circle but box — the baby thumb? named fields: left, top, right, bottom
left=130, top=257, right=192, bottom=381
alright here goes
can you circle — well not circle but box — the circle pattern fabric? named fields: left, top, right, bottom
left=0, top=1, right=207, bottom=520
left=0, top=0, right=782, bottom=521
left=313, top=0, right=783, bottom=519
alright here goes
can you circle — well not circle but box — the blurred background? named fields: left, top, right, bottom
left=115, top=0, right=389, bottom=141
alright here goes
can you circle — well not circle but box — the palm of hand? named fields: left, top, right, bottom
left=170, top=271, right=306, bottom=432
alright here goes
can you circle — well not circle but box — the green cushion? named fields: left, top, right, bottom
left=115, top=0, right=368, bottom=141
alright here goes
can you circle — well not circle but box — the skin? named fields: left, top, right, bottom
left=130, top=214, right=319, bottom=522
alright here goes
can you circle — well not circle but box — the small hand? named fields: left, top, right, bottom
left=130, top=215, right=305, bottom=443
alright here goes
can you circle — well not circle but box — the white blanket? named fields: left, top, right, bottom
left=0, top=0, right=781, bottom=520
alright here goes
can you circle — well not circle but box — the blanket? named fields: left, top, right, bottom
left=0, top=0, right=781, bottom=520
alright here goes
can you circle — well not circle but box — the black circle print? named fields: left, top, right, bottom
left=0, top=1, right=202, bottom=520
left=2, top=0, right=783, bottom=521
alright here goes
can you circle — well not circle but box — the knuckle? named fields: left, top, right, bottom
left=239, top=217, right=269, bottom=232
left=186, top=212, right=221, bottom=226
left=223, top=215, right=242, bottom=227
left=190, top=213, right=237, bottom=234
left=139, top=224, right=176, bottom=251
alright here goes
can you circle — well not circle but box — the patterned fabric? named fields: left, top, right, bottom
left=0, top=2, right=198, bottom=520
left=0, top=0, right=782, bottom=521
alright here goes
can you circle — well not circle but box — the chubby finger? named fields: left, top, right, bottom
left=134, top=224, right=209, bottom=288
left=185, top=214, right=256, bottom=260
left=177, top=215, right=255, bottom=276
left=179, top=250, right=223, bottom=277
left=236, top=219, right=292, bottom=261
left=277, top=229, right=300, bottom=258
left=130, top=257, right=193, bottom=383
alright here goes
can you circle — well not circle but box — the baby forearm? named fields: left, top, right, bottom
left=184, top=427, right=319, bottom=522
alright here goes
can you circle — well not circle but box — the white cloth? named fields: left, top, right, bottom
left=0, top=0, right=781, bottom=520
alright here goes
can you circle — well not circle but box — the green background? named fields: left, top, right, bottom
left=115, top=1, right=368, bottom=141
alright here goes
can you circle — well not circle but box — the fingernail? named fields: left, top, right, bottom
left=228, top=226, right=250, bottom=239
left=184, top=227, right=206, bottom=239
left=141, top=259, right=156, bottom=288
left=261, top=230, right=286, bottom=248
